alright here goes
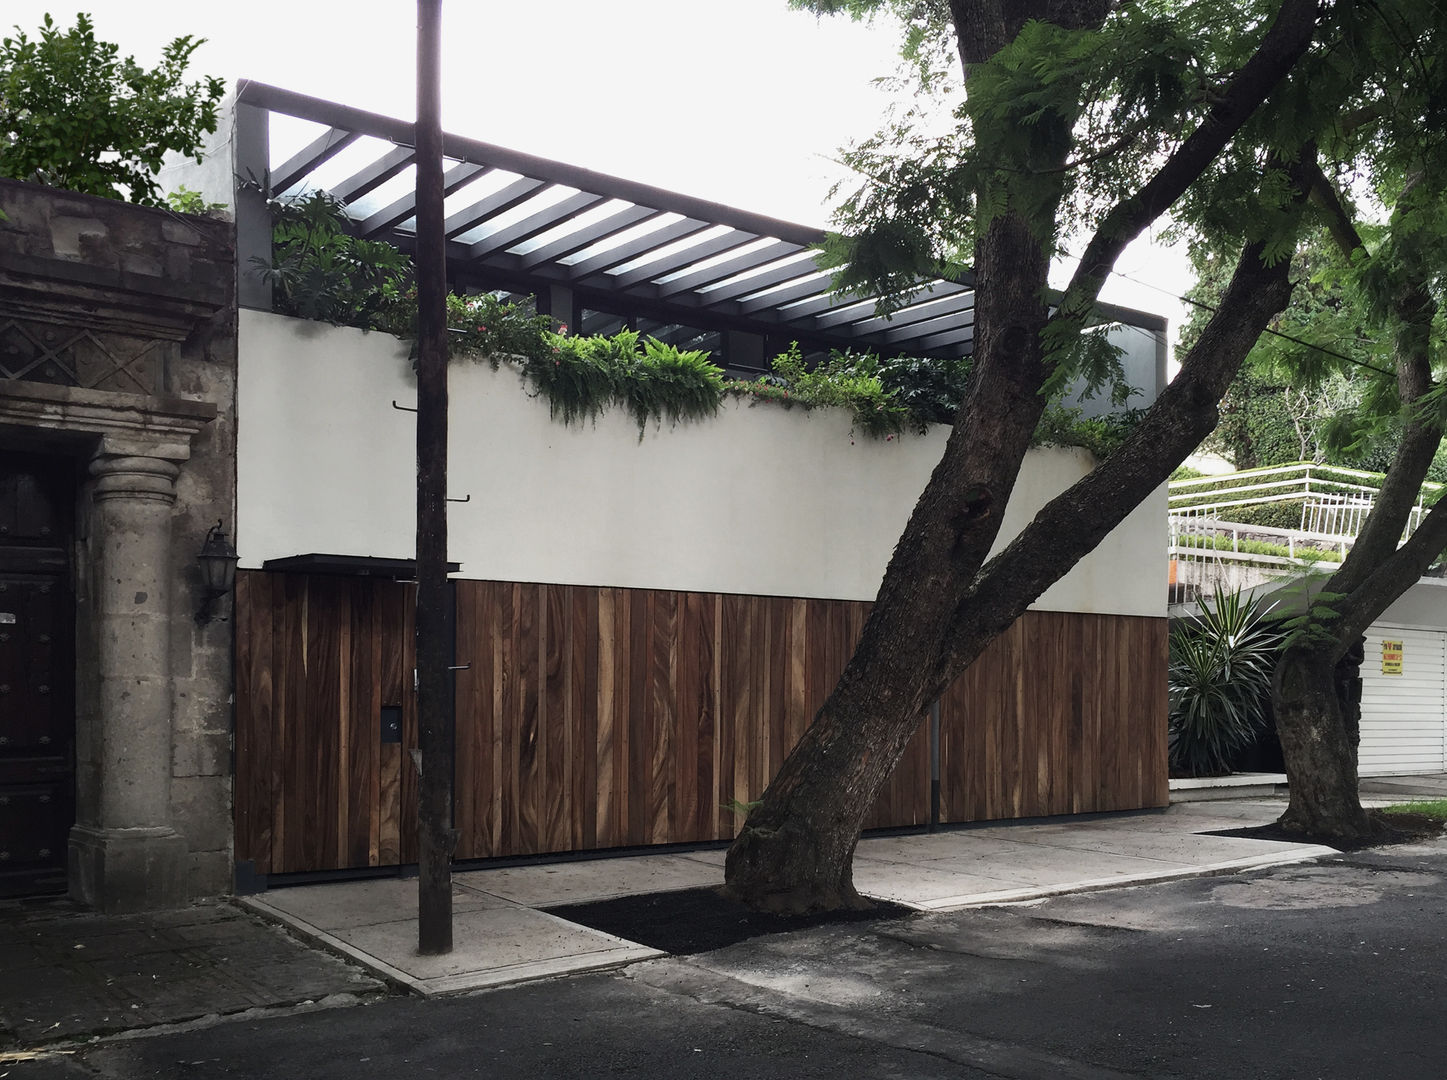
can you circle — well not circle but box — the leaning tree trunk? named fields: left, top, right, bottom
left=1273, top=646, right=1374, bottom=841
left=723, top=0, right=1324, bottom=913
left=725, top=231, right=1299, bottom=913
left=725, top=210, right=1058, bottom=913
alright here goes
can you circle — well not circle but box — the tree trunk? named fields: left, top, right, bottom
left=724, top=210, right=1058, bottom=914
left=1273, top=646, right=1373, bottom=841
left=724, top=233, right=1298, bottom=913
left=723, top=1, right=1324, bottom=914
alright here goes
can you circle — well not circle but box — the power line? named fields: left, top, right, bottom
left=1104, top=265, right=1399, bottom=379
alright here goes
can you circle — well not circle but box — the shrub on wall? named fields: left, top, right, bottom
left=255, top=201, right=1142, bottom=450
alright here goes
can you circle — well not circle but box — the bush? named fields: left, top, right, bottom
left=0, top=14, right=224, bottom=205
left=255, top=190, right=410, bottom=326
left=1168, top=586, right=1284, bottom=777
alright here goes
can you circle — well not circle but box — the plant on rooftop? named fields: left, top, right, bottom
left=1031, top=403, right=1146, bottom=461
left=254, top=190, right=411, bottom=326
left=0, top=13, right=224, bottom=206
left=164, top=185, right=226, bottom=216
left=1168, top=585, right=1285, bottom=778
left=520, top=329, right=725, bottom=437
left=254, top=201, right=1141, bottom=450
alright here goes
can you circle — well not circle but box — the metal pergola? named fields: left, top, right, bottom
left=234, top=81, right=1165, bottom=363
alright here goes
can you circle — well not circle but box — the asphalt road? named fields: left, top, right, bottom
left=11, top=843, right=1447, bottom=1080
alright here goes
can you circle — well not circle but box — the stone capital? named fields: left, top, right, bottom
left=89, top=452, right=181, bottom=504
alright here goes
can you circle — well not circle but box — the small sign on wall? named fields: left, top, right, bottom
left=1381, top=639, right=1404, bottom=676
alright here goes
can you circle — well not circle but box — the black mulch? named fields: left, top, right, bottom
left=546, top=886, right=911, bottom=955
left=1204, top=809, right=1446, bottom=852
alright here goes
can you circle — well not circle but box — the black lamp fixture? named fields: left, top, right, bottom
left=196, top=520, right=240, bottom=625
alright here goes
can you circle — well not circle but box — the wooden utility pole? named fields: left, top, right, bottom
left=414, top=0, right=453, bottom=955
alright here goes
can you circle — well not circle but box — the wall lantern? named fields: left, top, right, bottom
left=196, top=520, right=240, bottom=625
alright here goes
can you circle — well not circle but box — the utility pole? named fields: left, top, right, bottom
left=414, top=0, right=453, bottom=955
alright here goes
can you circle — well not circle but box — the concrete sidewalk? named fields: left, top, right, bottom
left=6, top=776, right=1439, bottom=1051
left=0, top=900, right=387, bottom=1051
left=246, top=795, right=1334, bottom=997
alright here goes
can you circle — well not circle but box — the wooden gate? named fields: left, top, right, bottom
left=0, top=452, right=76, bottom=897
left=234, top=573, right=419, bottom=875
left=233, top=571, right=1166, bottom=877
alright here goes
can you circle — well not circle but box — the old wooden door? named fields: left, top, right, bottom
left=0, top=452, right=75, bottom=897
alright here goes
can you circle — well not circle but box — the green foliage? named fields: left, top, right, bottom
left=164, top=186, right=225, bottom=215
left=748, top=344, right=913, bottom=438
left=1182, top=232, right=1407, bottom=471
left=1380, top=800, right=1447, bottom=823
left=255, top=190, right=411, bottom=326
left=1168, top=586, right=1284, bottom=777
left=526, top=330, right=725, bottom=437
left=1278, top=589, right=1349, bottom=650
left=373, top=289, right=555, bottom=366
left=1031, top=404, right=1145, bottom=460
left=0, top=13, right=224, bottom=206
left=1170, top=466, right=1205, bottom=481
left=872, top=350, right=972, bottom=425
left=1173, top=532, right=1338, bottom=564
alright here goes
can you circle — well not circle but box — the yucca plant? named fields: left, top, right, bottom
left=1168, top=585, right=1285, bottom=777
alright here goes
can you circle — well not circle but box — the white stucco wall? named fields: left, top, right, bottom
left=237, top=310, right=1165, bottom=616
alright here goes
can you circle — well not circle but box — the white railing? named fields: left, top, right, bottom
left=1169, top=462, right=1439, bottom=545
left=1165, top=462, right=1443, bottom=599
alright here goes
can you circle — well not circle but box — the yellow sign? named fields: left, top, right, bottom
left=1382, top=639, right=1404, bottom=676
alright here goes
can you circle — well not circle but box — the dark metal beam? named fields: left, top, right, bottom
left=869, top=309, right=974, bottom=346
left=563, top=218, right=713, bottom=279
left=442, top=176, right=545, bottom=239
left=598, top=231, right=760, bottom=291
left=466, top=191, right=604, bottom=259
left=271, top=126, right=360, bottom=194
left=736, top=273, right=836, bottom=314
left=359, top=161, right=487, bottom=238
left=776, top=291, right=876, bottom=324
left=236, top=80, right=827, bottom=248
left=698, top=255, right=822, bottom=304
left=835, top=287, right=974, bottom=333
left=655, top=239, right=802, bottom=299
left=332, top=145, right=414, bottom=205
left=518, top=205, right=660, bottom=269
left=915, top=324, right=975, bottom=351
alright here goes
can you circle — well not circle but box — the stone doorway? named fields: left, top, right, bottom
left=0, top=450, right=78, bottom=897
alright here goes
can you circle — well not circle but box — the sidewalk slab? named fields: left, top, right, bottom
left=0, top=899, right=385, bottom=1049
left=247, top=877, right=663, bottom=997
left=453, top=852, right=722, bottom=907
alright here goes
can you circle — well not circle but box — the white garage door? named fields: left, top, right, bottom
left=1358, top=624, right=1447, bottom=776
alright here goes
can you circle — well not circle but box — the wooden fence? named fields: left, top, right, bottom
left=234, top=571, right=1166, bottom=876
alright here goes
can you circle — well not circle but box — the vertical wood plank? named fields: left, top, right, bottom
left=345, top=579, right=375, bottom=868
left=453, top=580, right=482, bottom=859
left=595, top=588, right=617, bottom=849
left=398, top=581, right=420, bottom=865
left=543, top=584, right=569, bottom=852
left=575, top=586, right=598, bottom=850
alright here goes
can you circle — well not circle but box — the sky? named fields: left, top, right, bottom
left=5, top=0, right=1192, bottom=343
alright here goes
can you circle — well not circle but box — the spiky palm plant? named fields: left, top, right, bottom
left=1168, top=585, right=1284, bottom=777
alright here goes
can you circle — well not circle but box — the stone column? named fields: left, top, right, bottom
left=68, top=451, right=188, bottom=911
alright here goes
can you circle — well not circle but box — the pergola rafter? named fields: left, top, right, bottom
left=236, top=81, right=1164, bottom=360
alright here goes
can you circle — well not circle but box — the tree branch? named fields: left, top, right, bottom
left=1301, top=156, right=1368, bottom=259
left=923, top=230, right=1299, bottom=691
left=1323, top=492, right=1447, bottom=661
left=1051, top=0, right=1323, bottom=333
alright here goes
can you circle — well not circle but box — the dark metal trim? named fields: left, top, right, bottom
left=260, top=554, right=461, bottom=577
